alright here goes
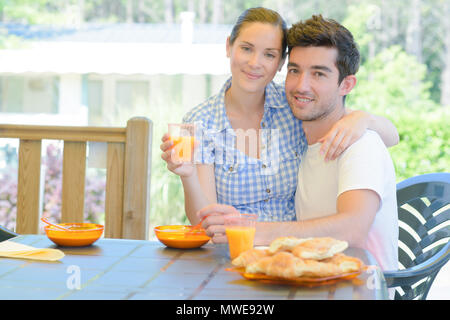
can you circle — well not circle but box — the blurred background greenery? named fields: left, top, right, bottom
left=0, top=0, right=448, bottom=231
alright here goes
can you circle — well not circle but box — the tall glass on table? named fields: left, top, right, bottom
left=224, top=213, right=257, bottom=260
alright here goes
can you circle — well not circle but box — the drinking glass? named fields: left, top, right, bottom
left=224, top=213, right=257, bottom=260
left=168, top=123, right=195, bottom=163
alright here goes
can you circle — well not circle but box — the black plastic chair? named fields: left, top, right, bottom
left=384, top=172, right=450, bottom=300
left=0, top=225, right=18, bottom=242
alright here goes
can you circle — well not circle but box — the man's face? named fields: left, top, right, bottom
left=285, top=46, right=349, bottom=122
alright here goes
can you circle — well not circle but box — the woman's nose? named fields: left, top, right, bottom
left=248, top=52, right=261, bottom=67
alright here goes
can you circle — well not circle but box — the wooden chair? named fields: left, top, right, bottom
left=0, top=117, right=152, bottom=240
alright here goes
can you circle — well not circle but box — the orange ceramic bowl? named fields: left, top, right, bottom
left=44, top=223, right=104, bottom=247
left=154, top=225, right=210, bottom=249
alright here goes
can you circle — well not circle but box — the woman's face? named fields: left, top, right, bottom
left=226, top=22, right=284, bottom=94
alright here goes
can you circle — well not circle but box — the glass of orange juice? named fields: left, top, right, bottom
left=168, top=123, right=195, bottom=163
left=224, top=213, right=257, bottom=260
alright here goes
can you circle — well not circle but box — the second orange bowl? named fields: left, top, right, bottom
left=154, top=225, right=210, bottom=249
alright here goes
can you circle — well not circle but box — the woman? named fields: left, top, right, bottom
left=160, top=7, right=398, bottom=233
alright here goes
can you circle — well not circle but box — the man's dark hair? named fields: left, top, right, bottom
left=287, top=15, right=360, bottom=84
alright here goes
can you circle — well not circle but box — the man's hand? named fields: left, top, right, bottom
left=318, top=110, right=369, bottom=161
left=197, top=204, right=239, bottom=243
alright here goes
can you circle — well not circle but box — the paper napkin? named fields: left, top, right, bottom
left=0, top=240, right=64, bottom=261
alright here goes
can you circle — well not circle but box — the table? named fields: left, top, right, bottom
left=0, top=235, right=389, bottom=300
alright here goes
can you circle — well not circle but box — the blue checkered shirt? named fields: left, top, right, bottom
left=183, top=77, right=307, bottom=222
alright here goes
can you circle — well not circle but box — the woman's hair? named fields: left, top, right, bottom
left=287, top=15, right=360, bottom=84
left=229, top=7, right=288, bottom=59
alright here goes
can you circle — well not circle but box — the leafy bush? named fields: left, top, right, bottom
left=344, top=42, right=449, bottom=183
left=0, top=171, right=17, bottom=231
left=349, top=45, right=438, bottom=116
left=389, top=108, right=450, bottom=182
left=42, top=143, right=106, bottom=224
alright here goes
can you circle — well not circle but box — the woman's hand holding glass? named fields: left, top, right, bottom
left=160, top=132, right=196, bottom=178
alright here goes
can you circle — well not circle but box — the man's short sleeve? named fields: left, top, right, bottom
left=337, top=131, right=391, bottom=200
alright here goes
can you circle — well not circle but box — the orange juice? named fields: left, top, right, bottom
left=170, top=136, right=195, bottom=162
left=225, top=226, right=256, bottom=260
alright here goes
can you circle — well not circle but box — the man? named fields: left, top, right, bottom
left=198, top=15, right=398, bottom=271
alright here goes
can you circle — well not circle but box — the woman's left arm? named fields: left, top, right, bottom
left=319, top=109, right=399, bottom=161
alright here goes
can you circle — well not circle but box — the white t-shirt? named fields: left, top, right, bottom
left=295, top=130, right=398, bottom=271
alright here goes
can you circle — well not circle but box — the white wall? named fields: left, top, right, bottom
left=58, top=74, right=88, bottom=125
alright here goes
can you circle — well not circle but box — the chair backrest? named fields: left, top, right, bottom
left=0, top=117, right=152, bottom=240
left=395, top=172, right=450, bottom=298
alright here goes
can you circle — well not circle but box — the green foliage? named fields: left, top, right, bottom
left=345, top=8, right=449, bottom=182
left=341, top=3, right=377, bottom=63
left=348, top=45, right=438, bottom=116
left=389, top=108, right=450, bottom=182
left=2, top=0, right=79, bottom=24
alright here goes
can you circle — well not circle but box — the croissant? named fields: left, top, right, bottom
left=246, top=251, right=363, bottom=279
left=246, top=252, right=300, bottom=278
left=291, top=237, right=348, bottom=260
left=231, top=248, right=271, bottom=267
left=324, top=253, right=364, bottom=273
left=268, top=236, right=311, bottom=254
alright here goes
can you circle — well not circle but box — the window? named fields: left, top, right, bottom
left=0, top=75, right=59, bottom=114
left=115, top=80, right=149, bottom=115
left=87, top=79, right=103, bottom=125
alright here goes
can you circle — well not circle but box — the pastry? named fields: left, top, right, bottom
left=268, top=236, right=311, bottom=254
left=291, top=237, right=348, bottom=260
left=246, top=251, right=363, bottom=279
left=246, top=252, right=301, bottom=278
left=244, top=236, right=363, bottom=280
left=324, top=253, right=364, bottom=273
left=231, top=248, right=270, bottom=267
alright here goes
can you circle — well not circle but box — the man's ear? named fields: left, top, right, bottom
left=226, top=36, right=231, bottom=58
left=339, top=75, right=357, bottom=96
